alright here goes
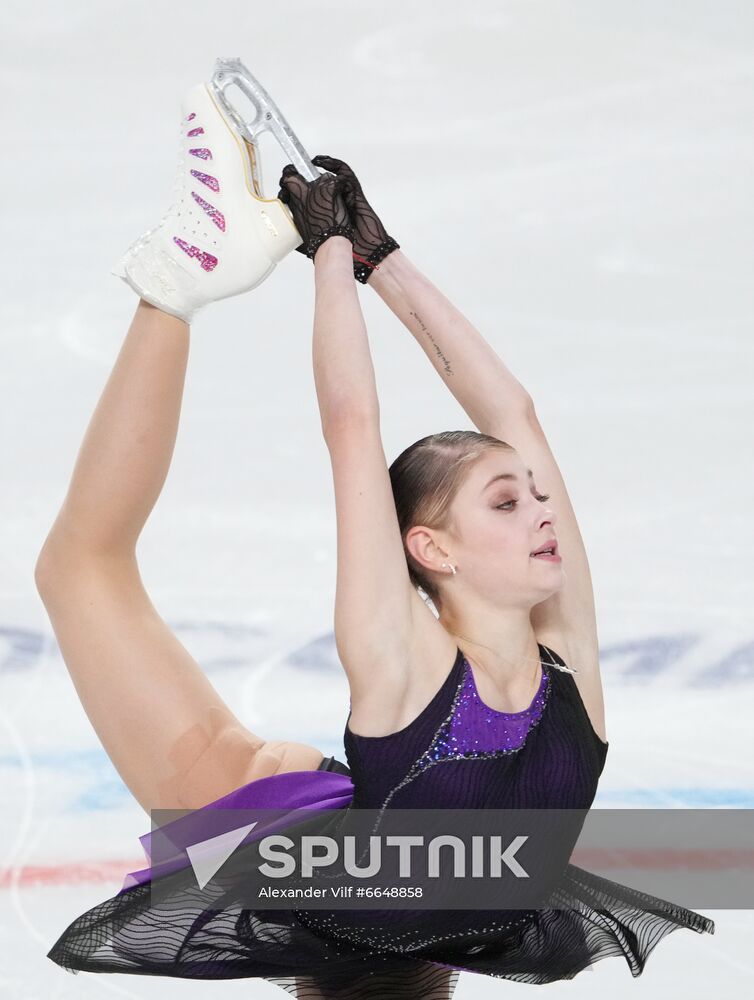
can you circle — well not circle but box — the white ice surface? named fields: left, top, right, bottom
left=1, top=1, right=753, bottom=997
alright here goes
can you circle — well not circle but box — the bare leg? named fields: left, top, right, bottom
left=35, top=300, right=325, bottom=814
left=47, top=299, right=190, bottom=552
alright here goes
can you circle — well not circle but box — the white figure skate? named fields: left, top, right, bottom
left=112, top=58, right=320, bottom=323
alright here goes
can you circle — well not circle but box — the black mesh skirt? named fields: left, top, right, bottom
left=47, top=760, right=715, bottom=997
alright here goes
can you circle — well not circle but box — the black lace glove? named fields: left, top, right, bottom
left=277, top=165, right=354, bottom=261
left=310, top=154, right=400, bottom=283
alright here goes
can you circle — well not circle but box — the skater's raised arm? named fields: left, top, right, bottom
left=368, top=250, right=534, bottom=427
left=368, top=252, right=600, bottom=677
left=307, top=155, right=532, bottom=430
left=314, top=243, right=425, bottom=700
left=311, top=238, right=378, bottom=421
left=306, top=157, right=600, bottom=681
left=278, top=167, right=423, bottom=702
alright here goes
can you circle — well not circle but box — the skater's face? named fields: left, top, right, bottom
left=412, top=448, right=563, bottom=609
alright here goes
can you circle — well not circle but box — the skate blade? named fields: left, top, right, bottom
left=207, top=57, right=320, bottom=198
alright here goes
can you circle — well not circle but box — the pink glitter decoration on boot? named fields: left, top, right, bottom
left=186, top=112, right=196, bottom=122
left=191, top=192, right=226, bottom=231
left=190, top=169, right=219, bottom=192
left=187, top=127, right=205, bottom=137
left=173, top=237, right=218, bottom=272
left=189, top=148, right=213, bottom=160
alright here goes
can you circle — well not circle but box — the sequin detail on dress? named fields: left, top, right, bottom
left=189, top=147, right=212, bottom=160
left=190, top=169, right=219, bottom=192
left=172, top=237, right=218, bottom=272
left=358, top=652, right=553, bottom=832
left=415, top=656, right=551, bottom=773
left=191, top=192, right=226, bottom=231
left=186, top=112, right=196, bottom=122
left=439, top=657, right=549, bottom=756
left=187, top=126, right=204, bottom=136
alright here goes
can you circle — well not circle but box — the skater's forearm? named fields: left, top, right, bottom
left=368, top=250, right=532, bottom=431
left=313, top=238, right=379, bottom=431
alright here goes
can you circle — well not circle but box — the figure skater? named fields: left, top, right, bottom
left=40, top=82, right=714, bottom=998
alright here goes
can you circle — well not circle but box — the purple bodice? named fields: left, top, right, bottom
left=343, top=643, right=607, bottom=811
left=439, top=655, right=549, bottom=756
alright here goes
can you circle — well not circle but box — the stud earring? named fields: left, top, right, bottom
left=441, top=562, right=457, bottom=575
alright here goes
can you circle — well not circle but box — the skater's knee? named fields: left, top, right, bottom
left=246, top=739, right=326, bottom=781
left=170, top=718, right=324, bottom=809
left=171, top=716, right=266, bottom=810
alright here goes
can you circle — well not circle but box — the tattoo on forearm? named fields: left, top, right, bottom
left=409, top=310, right=454, bottom=376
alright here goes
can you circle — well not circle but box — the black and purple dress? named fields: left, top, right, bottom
left=47, top=643, right=714, bottom=997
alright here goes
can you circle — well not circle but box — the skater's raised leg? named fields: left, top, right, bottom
left=34, top=301, right=325, bottom=816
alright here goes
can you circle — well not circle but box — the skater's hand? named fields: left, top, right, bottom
left=310, top=155, right=400, bottom=283
left=277, top=166, right=354, bottom=261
